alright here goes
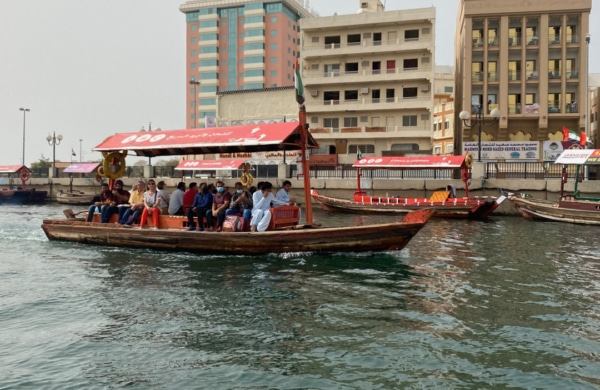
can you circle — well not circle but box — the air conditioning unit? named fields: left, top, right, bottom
left=310, top=89, right=319, bottom=97
left=360, top=87, right=370, bottom=95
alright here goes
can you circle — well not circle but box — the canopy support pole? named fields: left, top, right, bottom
left=356, top=168, right=362, bottom=194
left=299, top=105, right=313, bottom=225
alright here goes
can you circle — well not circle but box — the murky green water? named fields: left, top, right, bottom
left=1, top=204, right=599, bottom=389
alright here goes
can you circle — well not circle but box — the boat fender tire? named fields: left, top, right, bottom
left=102, top=152, right=126, bottom=180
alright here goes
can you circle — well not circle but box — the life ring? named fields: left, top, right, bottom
left=102, top=151, right=127, bottom=180
left=464, top=153, right=474, bottom=169
left=240, top=172, right=254, bottom=187
left=20, top=170, right=31, bottom=183
left=97, top=166, right=105, bottom=177
left=95, top=173, right=103, bottom=183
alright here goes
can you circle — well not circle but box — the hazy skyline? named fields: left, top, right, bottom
left=1, top=0, right=598, bottom=165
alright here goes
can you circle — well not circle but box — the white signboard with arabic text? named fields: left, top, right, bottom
left=463, top=141, right=539, bottom=160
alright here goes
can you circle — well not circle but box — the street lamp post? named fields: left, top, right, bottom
left=79, top=139, right=83, bottom=162
left=189, top=79, right=201, bottom=128
left=46, top=131, right=63, bottom=178
left=19, top=107, right=30, bottom=165
left=585, top=34, right=591, bottom=143
left=459, top=108, right=501, bottom=161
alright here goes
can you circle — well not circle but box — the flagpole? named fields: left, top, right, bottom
left=299, top=105, right=313, bottom=226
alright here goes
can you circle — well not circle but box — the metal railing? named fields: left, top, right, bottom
left=290, top=165, right=454, bottom=180
left=485, top=162, right=586, bottom=179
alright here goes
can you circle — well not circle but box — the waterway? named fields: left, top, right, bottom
left=1, top=204, right=599, bottom=389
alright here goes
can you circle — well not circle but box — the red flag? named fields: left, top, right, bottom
left=562, top=127, right=570, bottom=141
left=580, top=131, right=587, bottom=147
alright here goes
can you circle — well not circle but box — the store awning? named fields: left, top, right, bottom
left=353, top=156, right=466, bottom=169
left=63, top=162, right=101, bottom=174
left=175, top=158, right=247, bottom=171
left=94, top=122, right=317, bottom=157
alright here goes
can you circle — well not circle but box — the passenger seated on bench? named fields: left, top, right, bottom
left=274, top=180, right=293, bottom=206
left=168, top=182, right=186, bottom=216
left=101, top=179, right=131, bottom=223
left=251, top=181, right=278, bottom=232
left=119, top=181, right=146, bottom=226
left=87, top=183, right=113, bottom=222
left=446, top=184, right=457, bottom=199
left=207, top=180, right=231, bottom=232
left=187, top=183, right=212, bottom=231
left=226, top=182, right=252, bottom=223
left=139, top=179, right=161, bottom=229
left=182, top=182, right=198, bottom=216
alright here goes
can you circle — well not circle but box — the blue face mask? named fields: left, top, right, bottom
left=236, top=189, right=243, bottom=194
left=217, top=186, right=225, bottom=193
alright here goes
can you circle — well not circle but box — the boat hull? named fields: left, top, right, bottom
left=41, top=209, right=433, bottom=255
left=311, top=191, right=504, bottom=220
left=510, top=197, right=600, bottom=225
left=0, top=189, right=48, bottom=204
left=56, top=191, right=95, bottom=205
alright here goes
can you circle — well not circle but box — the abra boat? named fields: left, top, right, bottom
left=511, top=149, right=600, bottom=225
left=311, top=156, right=506, bottom=220
left=0, top=165, right=47, bottom=204
left=42, top=115, right=433, bottom=254
left=56, top=163, right=102, bottom=205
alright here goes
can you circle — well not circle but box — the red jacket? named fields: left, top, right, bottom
left=183, top=188, right=198, bottom=208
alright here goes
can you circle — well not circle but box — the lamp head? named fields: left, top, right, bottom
left=46, top=135, right=52, bottom=143
left=57, top=134, right=63, bottom=142
left=459, top=111, right=471, bottom=121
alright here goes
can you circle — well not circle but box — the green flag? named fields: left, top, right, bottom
left=294, top=59, right=305, bottom=105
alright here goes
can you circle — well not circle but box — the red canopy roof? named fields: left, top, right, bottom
left=63, top=162, right=101, bottom=174
left=93, top=122, right=317, bottom=157
left=353, top=156, right=466, bottom=169
left=175, top=158, right=247, bottom=171
left=0, top=165, right=30, bottom=174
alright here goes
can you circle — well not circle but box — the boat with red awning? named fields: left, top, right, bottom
left=57, top=162, right=102, bottom=205
left=42, top=120, right=433, bottom=254
left=311, top=155, right=506, bottom=220
left=0, top=165, right=47, bottom=204
left=511, top=149, right=600, bottom=224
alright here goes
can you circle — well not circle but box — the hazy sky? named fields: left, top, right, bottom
left=1, top=0, right=598, bottom=165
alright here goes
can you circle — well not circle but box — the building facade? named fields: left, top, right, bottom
left=590, top=74, right=600, bottom=148
left=217, top=86, right=298, bottom=126
left=432, top=66, right=455, bottom=155
left=180, top=0, right=312, bottom=128
left=300, top=0, right=435, bottom=161
left=455, top=0, right=592, bottom=159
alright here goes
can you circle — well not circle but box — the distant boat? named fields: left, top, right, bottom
left=0, top=164, right=47, bottom=204
left=311, top=156, right=506, bottom=220
left=56, top=190, right=95, bottom=205
left=511, top=149, right=600, bottom=225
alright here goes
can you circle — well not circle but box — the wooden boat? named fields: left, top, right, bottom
left=56, top=190, right=95, bottom=205
left=0, top=165, right=47, bottom=204
left=42, top=117, right=433, bottom=254
left=42, top=209, right=432, bottom=255
left=310, top=156, right=506, bottom=220
left=511, top=148, right=600, bottom=225
left=56, top=162, right=102, bottom=205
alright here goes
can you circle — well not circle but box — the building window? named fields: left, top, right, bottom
left=348, top=144, right=375, bottom=154
left=244, top=69, right=264, bottom=77
left=245, top=15, right=264, bottom=24
left=404, top=29, right=419, bottom=40
left=271, top=30, right=278, bottom=37
left=324, top=91, right=340, bottom=103
left=403, top=58, right=418, bottom=70
left=444, top=120, right=450, bottom=129
left=244, top=83, right=264, bottom=90
left=271, top=43, right=278, bottom=49
left=347, top=34, right=361, bottom=45
left=244, top=42, right=264, bottom=51
left=345, top=62, right=358, bottom=74
left=245, top=3, right=264, bottom=10
left=199, top=59, right=218, bottom=67
left=444, top=86, right=453, bottom=93
left=271, top=70, right=277, bottom=76
left=199, top=33, right=218, bottom=41
left=402, top=115, right=418, bottom=127
left=271, top=16, right=277, bottom=23
left=323, top=117, right=339, bottom=129
left=265, top=3, right=283, bottom=12
left=403, top=87, right=418, bottom=98
left=199, top=98, right=216, bottom=105
left=445, top=144, right=454, bottom=154
left=270, top=57, right=278, bottom=63
left=386, top=88, right=395, bottom=102
left=391, top=143, right=419, bottom=152
left=199, top=20, right=218, bottom=28
left=200, top=46, right=218, bottom=53
left=343, top=117, right=358, bottom=128
left=245, top=29, right=264, bottom=37
left=199, top=72, right=217, bottom=79
left=371, top=89, right=381, bottom=103
left=324, top=36, right=341, bottom=48
left=198, top=7, right=216, bottom=15
left=244, top=56, right=264, bottom=64
left=199, top=85, right=217, bottom=93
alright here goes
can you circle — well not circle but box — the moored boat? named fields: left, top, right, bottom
left=56, top=162, right=102, bottom=205
left=510, top=149, right=600, bottom=225
left=0, top=165, right=47, bottom=204
left=311, top=156, right=506, bottom=220
left=56, top=190, right=96, bottom=205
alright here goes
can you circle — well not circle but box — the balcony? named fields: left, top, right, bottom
left=527, top=36, right=539, bottom=46
left=548, top=71, right=561, bottom=80
left=488, top=72, right=498, bottom=82
left=302, top=38, right=432, bottom=59
left=308, top=125, right=432, bottom=139
left=566, top=71, right=579, bottom=80
left=508, top=37, right=521, bottom=47
left=307, top=96, right=432, bottom=113
left=526, top=71, right=539, bottom=81
left=508, top=104, right=522, bottom=114
left=566, top=102, right=578, bottom=113
left=508, top=71, right=521, bottom=81
left=472, top=72, right=483, bottom=83
left=303, top=67, right=433, bottom=86
left=472, top=38, right=484, bottom=49
left=549, top=35, right=561, bottom=45
left=487, top=38, right=499, bottom=48
left=548, top=105, right=561, bottom=114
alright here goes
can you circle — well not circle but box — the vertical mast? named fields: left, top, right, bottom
left=299, top=105, right=313, bottom=225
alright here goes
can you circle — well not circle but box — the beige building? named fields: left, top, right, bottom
left=433, top=66, right=455, bottom=155
left=590, top=74, right=600, bottom=148
left=300, top=0, right=435, bottom=161
left=455, top=0, right=592, bottom=158
left=217, top=86, right=298, bottom=126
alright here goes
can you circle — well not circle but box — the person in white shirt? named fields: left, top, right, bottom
left=251, top=182, right=276, bottom=232
left=156, top=181, right=170, bottom=214
left=274, top=180, right=293, bottom=206
left=168, top=182, right=186, bottom=216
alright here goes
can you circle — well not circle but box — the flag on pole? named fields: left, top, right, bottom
left=294, top=59, right=305, bottom=105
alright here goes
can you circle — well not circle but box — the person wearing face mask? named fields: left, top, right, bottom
left=225, top=182, right=252, bottom=224
left=206, top=180, right=231, bottom=231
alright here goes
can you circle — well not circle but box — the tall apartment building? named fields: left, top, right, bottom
left=591, top=74, right=600, bottom=148
left=180, top=0, right=312, bottom=128
left=300, top=0, right=435, bottom=160
left=455, top=0, right=592, bottom=157
left=432, top=66, right=455, bottom=155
